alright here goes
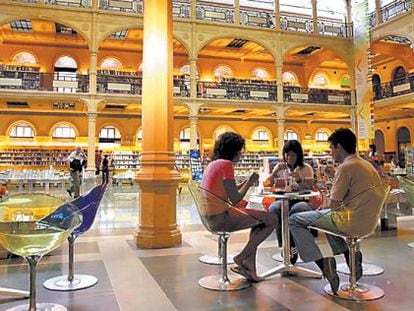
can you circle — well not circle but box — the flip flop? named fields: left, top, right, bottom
left=230, top=266, right=264, bottom=283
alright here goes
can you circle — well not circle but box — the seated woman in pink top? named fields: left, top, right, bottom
left=201, top=132, right=277, bottom=282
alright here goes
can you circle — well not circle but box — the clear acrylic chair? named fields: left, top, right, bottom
left=0, top=193, right=66, bottom=300
left=308, top=184, right=390, bottom=301
left=0, top=202, right=82, bottom=311
left=43, top=184, right=106, bottom=291
left=397, top=176, right=414, bottom=248
left=188, top=181, right=256, bottom=291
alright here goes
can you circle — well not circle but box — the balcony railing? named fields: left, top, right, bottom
left=240, top=8, right=275, bottom=28
left=197, top=80, right=277, bottom=101
left=284, top=87, right=351, bottom=105
left=99, top=0, right=143, bottom=14
left=374, top=74, right=414, bottom=100
left=318, top=21, right=352, bottom=38
left=281, top=15, right=313, bottom=33
left=381, top=0, right=412, bottom=23
left=45, top=0, right=91, bottom=7
left=196, top=2, right=234, bottom=24
left=173, top=0, right=190, bottom=19
left=369, top=0, right=412, bottom=28
left=0, top=70, right=89, bottom=93
left=12, top=0, right=38, bottom=3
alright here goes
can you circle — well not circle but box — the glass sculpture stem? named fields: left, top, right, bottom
left=26, top=255, right=40, bottom=311
left=68, top=235, right=77, bottom=282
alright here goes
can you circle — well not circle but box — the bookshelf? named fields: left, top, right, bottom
left=112, top=150, right=140, bottom=170
left=0, top=64, right=41, bottom=90
left=0, top=147, right=76, bottom=168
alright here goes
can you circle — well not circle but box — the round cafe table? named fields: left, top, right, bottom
left=250, top=191, right=322, bottom=279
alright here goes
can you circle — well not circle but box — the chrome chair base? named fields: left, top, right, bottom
left=272, top=252, right=304, bottom=264
left=198, top=275, right=251, bottom=291
left=199, top=254, right=234, bottom=265
left=324, top=282, right=384, bottom=301
left=336, top=262, right=384, bottom=276
left=0, top=287, right=29, bottom=298
left=43, top=275, right=98, bottom=291
left=407, top=242, right=414, bottom=249
left=6, top=303, right=67, bottom=311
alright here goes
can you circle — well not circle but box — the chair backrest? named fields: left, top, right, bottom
left=332, top=184, right=390, bottom=238
left=39, top=202, right=83, bottom=231
left=188, top=180, right=217, bottom=233
left=397, top=176, right=414, bottom=209
left=69, top=184, right=106, bottom=236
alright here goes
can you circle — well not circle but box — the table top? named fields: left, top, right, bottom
left=251, top=190, right=319, bottom=200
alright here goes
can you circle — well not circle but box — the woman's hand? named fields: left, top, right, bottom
left=247, top=172, right=259, bottom=186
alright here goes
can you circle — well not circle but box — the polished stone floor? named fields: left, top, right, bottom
left=0, top=179, right=413, bottom=310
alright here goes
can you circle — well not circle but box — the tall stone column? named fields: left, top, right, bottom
left=375, top=0, right=382, bottom=25
left=312, top=0, right=318, bottom=34
left=190, top=0, right=196, bottom=20
left=274, top=0, right=280, bottom=29
left=277, top=118, right=285, bottom=157
left=135, top=0, right=182, bottom=248
left=276, top=65, right=283, bottom=103
left=86, top=111, right=97, bottom=172
left=189, top=115, right=199, bottom=150
left=89, top=51, right=97, bottom=94
left=190, top=58, right=197, bottom=99
left=350, top=105, right=357, bottom=134
left=234, top=0, right=240, bottom=25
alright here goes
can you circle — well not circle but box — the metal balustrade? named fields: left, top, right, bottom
left=381, top=0, right=412, bottom=23
left=284, top=86, right=351, bottom=105
left=196, top=2, right=234, bottom=24
left=280, top=15, right=313, bottom=33
left=12, top=0, right=38, bottom=3
left=240, top=8, right=275, bottom=28
left=0, top=70, right=89, bottom=93
left=173, top=0, right=190, bottom=19
left=318, top=21, right=352, bottom=38
left=368, top=11, right=377, bottom=28
left=45, top=0, right=91, bottom=7
left=374, top=74, right=414, bottom=100
left=197, top=80, right=277, bottom=101
left=99, top=0, right=143, bottom=14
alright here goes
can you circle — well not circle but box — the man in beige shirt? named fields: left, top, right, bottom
left=289, top=128, right=383, bottom=294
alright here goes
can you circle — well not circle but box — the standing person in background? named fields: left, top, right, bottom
left=95, top=150, right=102, bottom=176
left=101, top=154, right=109, bottom=184
left=67, top=146, right=87, bottom=198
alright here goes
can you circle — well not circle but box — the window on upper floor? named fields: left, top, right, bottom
left=137, top=129, right=142, bottom=141
left=12, top=52, right=37, bottom=65
left=214, top=65, right=233, bottom=79
left=101, top=57, right=123, bottom=70
left=340, top=75, right=351, bottom=88
left=280, top=0, right=312, bottom=18
left=179, top=127, right=191, bottom=142
left=214, top=126, right=234, bottom=139
left=315, top=130, right=329, bottom=142
left=55, top=56, right=77, bottom=71
left=317, top=0, right=346, bottom=22
left=251, top=68, right=269, bottom=80
left=285, top=130, right=298, bottom=141
left=252, top=128, right=270, bottom=142
left=312, top=73, right=329, bottom=88
left=10, top=123, right=34, bottom=138
left=10, top=20, right=32, bottom=32
left=53, top=125, right=76, bottom=139
left=99, top=126, right=121, bottom=143
left=179, top=64, right=200, bottom=79
left=283, top=71, right=299, bottom=86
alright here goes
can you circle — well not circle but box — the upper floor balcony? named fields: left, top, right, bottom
left=368, top=0, right=412, bottom=29
left=0, top=67, right=352, bottom=106
left=9, top=0, right=352, bottom=38
left=373, top=73, right=414, bottom=101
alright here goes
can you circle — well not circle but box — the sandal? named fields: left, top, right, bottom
left=230, top=266, right=264, bottom=283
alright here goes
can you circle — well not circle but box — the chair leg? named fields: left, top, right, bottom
left=199, top=236, right=235, bottom=265
left=324, top=239, right=384, bottom=301
left=198, top=233, right=251, bottom=291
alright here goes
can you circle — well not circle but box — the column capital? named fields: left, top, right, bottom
left=87, top=112, right=97, bottom=119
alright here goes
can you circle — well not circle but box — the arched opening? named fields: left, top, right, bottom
left=397, top=126, right=410, bottom=167
left=251, top=68, right=269, bottom=80
left=54, top=55, right=78, bottom=93
left=374, top=129, right=385, bottom=156
left=9, top=122, right=35, bottom=138
left=214, top=65, right=234, bottom=80
left=100, top=57, right=123, bottom=70
left=12, top=51, right=38, bottom=65
left=315, top=129, right=329, bottom=142
left=99, top=126, right=121, bottom=148
left=52, top=123, right=76, bottom=139
left=372, top=74, right=382, bottom=100
left=282, top=71, right=299, bottom=86
left=179, top=127, right=200, bottom=150
left=213, top=125, right=235, bottom=139
left=392, top=66, right=406, bottom=85
left=284, top=129, right=299, bottom=141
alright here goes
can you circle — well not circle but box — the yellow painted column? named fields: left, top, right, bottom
left=277, top=118, right=285, bottom=157
left=375, top=0, right=382, bottom=25
left=274, top=0, right=280, bottom=29
left=234, top=0, right=240, bottom=25
left=189, top=115, right=198, bottom=150
left=190, top=58, right=197, bottom=99
left=276, top=65, right=283, bottom=103
left=190, top=0, right=196, bottom=20
left=86, top=111, right=97, bottom=171
left=312, top=0, right=318, bottom=34
left=135, top=0, right=182, bottom=248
